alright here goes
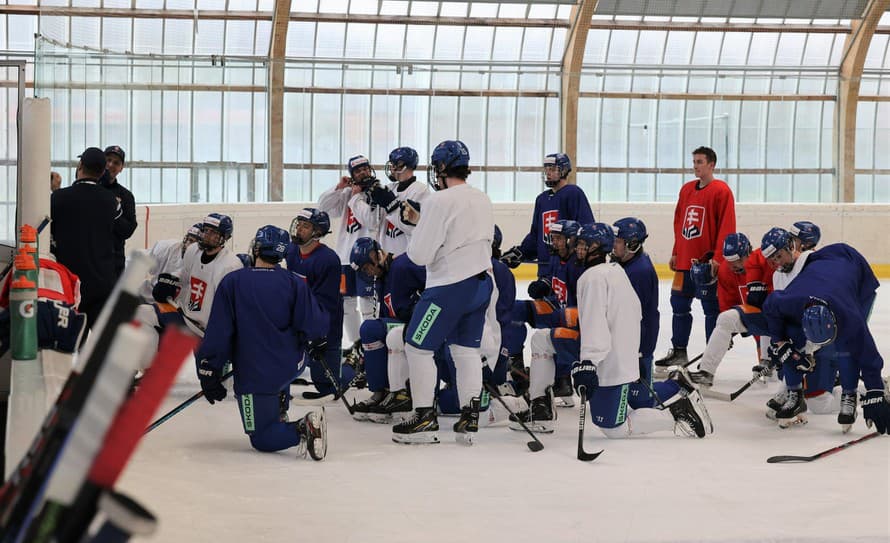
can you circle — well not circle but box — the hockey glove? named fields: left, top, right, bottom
left=571, top=360, right=598, bottom=396
left=152, top=273, right=181, bottom=304
left=690, top=261, right=716, bottom=288
left=307, top=338, right=329, bottom=362
left=861, top=390, right=890, bottom=434
left=400, top=199, right=421, bottom=226
left=527, top=278, right=552, bottom=300
left=369, top=184, right=400, bottom=214
left=197, top=359, right=227, bottom=404
left=768, top=342, right=813, bottom=373
left=745, top=281, right=769, bottom=308
left=500, top=246, right=523, bottom=269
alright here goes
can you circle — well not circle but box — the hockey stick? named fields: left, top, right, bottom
left=576, top=387, right=603, bottom=462
left=766, top=431, right=881, bottom=463
left=144, top=370, right=234, bottom=434
left=312, top=350, right=355, bottom=415
left=700, top=367, right=772, bottom=402
left=482, top=383, right=543, bottom=452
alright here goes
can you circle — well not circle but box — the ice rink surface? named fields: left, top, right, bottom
left=121, top=280, right=890, bottom=543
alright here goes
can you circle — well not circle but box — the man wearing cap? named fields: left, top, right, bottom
left=103, top=145, right=137, bottom=280
left=50, top=147, right=122, bottom=329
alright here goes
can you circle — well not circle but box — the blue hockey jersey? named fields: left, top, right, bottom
left=618, top=251, right=660, bottom=359
left=285, top=241, right=343, bottom=340
left=544, top=254, right=583, bottom=308
left=381, top=253, right=426, bottom=321
left=196, top=266, right=330, bottom=395
left=763, top=245, right=883, bottom=390
left=491, top=257, right=516, bottom=329
left=518, top=184, right=594, bottom=277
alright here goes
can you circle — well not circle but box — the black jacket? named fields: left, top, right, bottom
left=50, top=179, right=121, bottom=307
left=104, top=179, right=137, bottom=273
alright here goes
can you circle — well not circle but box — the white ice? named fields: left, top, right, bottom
left=120, top=280, right=890, bottom=543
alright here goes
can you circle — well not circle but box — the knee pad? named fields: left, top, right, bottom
left=529, top=328, right=554, bottom=359
left=359, top=319, right=387, bottom=350
left=386, top=325, right=405, bottom=352
left=599, top=421, right=632, bottom=439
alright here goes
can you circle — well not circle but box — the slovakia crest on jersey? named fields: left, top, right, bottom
left=681, top=205, right=705, bottom=240
left=384, top=220, right=403, bottom=239
left=542, top=210, right=559, bottom=243
left=345, top=207, right=362, bottom=234
left=552, top=276, right=567, bottom=304
left=188, top=276, right=208, bottom=311
left=384, top=293, right=395, bottom=318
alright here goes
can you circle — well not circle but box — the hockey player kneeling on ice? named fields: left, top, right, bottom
left=763, top=240, right=885, bottom=432
left=195, top=225, right=331, bottom=459
left=393, top=140, right=494, bottom=445
left=348, top=236, right=425, bottom=420
left=569, top=223, right=713, bottom=439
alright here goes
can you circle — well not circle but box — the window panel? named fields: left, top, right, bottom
left=458, top=96, right=486, bottom=164
left=428, top=96, right=458, bottom=151
left=370, top=95, right=400, bottom=160
left=720, top=33, right=751, bottom=65
left=492, top=28, right=523, bottom=62
left=316, top=22, right=345, bottom=57
left=375, top=25, right=406, bottom=58
left=663, top=31, right=694, bottom=65
left=194, top=19, right=224, bottom=55
left=434, top=26, right=465, bottom=61
left=856, top=102, right=875, bottom=168
left=344, top=23, right=376, bottom=59
left=792, top=174, right=820, bottom=203
left=287, top=22, right=317, bottom=57
left=600, top=172, right=627, bottom=202
left=102, top=18, right=131, bottom=51
left=342, top=94, right=371, bottom=157
left=516, top=97, right=544, bottom=167
left=601, top=98, right=629, bottom=168
left=164, top=19, right=194, bottom=55
left=628, top=99, right=655, bottom=167
left=399, top=96, right=429, bottom=161
left=487, top=97, right=515, bottom=166
left=576, top=98, right=600, bottom=167
left=606, top=30, right=638, bottom=64
left=485, top=172, right=512, bottom=203
left=464, top=27, right=494, bottom=61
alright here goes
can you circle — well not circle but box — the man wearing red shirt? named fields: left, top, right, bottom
left=656, top=146, right=736, bottom=372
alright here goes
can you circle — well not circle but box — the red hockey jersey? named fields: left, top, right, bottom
left=716, top=248, right=773, bottom=312
left=671, top=179, right=736, bottom=271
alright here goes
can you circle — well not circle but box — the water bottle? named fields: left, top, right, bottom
left=10, top=276, right=38, bottom=360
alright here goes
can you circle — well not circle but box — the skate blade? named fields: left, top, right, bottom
left=367, top=413, right=392, bottom=424
left=527, top=421, right=556, bottom=434
left=455, top=432, right=475, bottom=446
left=840, top=423, right=853, bottom=434
left=392, top=432, right=440, bottom=445
left=292, top=394, right=336, bottom=407
left=352, top=412, right=371, bottom=422
left=777, top=415, right=808, bottom=429
left=554, top=396, right=575, bottom=408
left=765, top=409, right=777, bottom=421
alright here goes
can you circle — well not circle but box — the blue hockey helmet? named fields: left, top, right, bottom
left=575, top=222, right=614, bottom=266
left=184, top=222, right=203, bottom=244
left=385, top=146, right=419, bottom=181
left=612, top=217, right=648, bottom=252
left=548, top=219, right=581, bottom=256
left=543, top=153, right=572, bottom=187
left=290, top=207, right=331, bottom=243
left=493, top=224, right=503, bottom=253
left=428, top=140, right=470, bottom=191
left=802, top=299, right=837, bottom=346
left=760, top=227, right=792, bottom=259
left=200, top=213, right=233, bottom=250
left=253, top=225, right=289, bottom=264
left=347, top=154, right=376, bottom=189
left=350, top=237, right=384, bottom=281
left=723, top=233, right=752, bottom=262
left=790, top=221, right=821, bottom=250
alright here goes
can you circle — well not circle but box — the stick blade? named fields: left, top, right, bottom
left=527, top=441, right=544, bottom=452
left=577, top=449, right=604, bottom=462
left=766, top=455, right=813, bottom=464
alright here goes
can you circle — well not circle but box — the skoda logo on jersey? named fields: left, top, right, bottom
left=385, top=220, right=403, bottom=239
left=681, top=205, right=705, bottom=240
left=542, top=210, right=558, bottom=244
left=411, top=303, right=441, bottom=345
left=345, top=208, right=362, bottom=234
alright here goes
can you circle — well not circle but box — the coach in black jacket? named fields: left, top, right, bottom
left=102, top=145, right=137, bottom=279
left=51, top=147, right=122, bottom=329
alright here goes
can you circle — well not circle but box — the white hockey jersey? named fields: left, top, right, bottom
left=137, top=238, right=186, bottom=302
left=407, top=183, right=493, bottom=288
left=378, top=179, right=430, bottom=256
left=577, top=262, right=642, bottom=387
left=771, top=249, right=813, bottom=291
left=318, top=186, right=380, bottom=264
left=176, top=243, right=243, bottom=336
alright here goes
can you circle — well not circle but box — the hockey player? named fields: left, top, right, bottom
left=135, top=213, right=242, bottom=346
left=195, top=225, right=329, bottom=459
left=762, top=242, right=882, bottom=430
left=610, top=218, right=661, bottom=409
left=317, top=155, right=380, bottom=358
left=570, top=223, right=713, bottom=438
left=790, top=220, right=821, bottom=251
left=285, top=208, right=345, bottom=399
left=655, top=146, right=736, bottom=371
left=500, top=153, right=594, bottom=278
left=687, top=233, right=774, bottom=387
left=485, top=225, right=519, bottom=396
left=366, top=146, right=431, bottom=255
left=393, top=140, right=494, bottom=445
left=347, top=237, right=425, bottom=421
left=137, top=223, right=203, bottom=303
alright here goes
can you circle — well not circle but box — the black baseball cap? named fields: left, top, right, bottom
left=78, top=147, right=106, bottom=173
left=104, top=145, right=125, bottom=163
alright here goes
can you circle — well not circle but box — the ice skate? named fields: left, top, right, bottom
left=296, top=409, right=327, bottom=461
left=668, top=366, right=713, bottom=434
left=687, top=369, right=714, bottom=387
left=655, top=347, right=687, bottom=376
left=776, top=388, right=808, bottom=428
left=838, top=390, right=858, bottom=433
left=368, top=388, right=412, bottom=423
left=343, top=340, right=366, bottom=389
left=552, top=374, right=575, bottom=408
left=453, top=397, right=481, bottom=445
left=765, top=389, right=787, bottom=421
left=528, top=386, right=557, bottom=433
left=669, top=396, right=707, bottom=438
left=352, top=390, right=387, bottom=422
left=392, top=407, right=440, bottom=444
